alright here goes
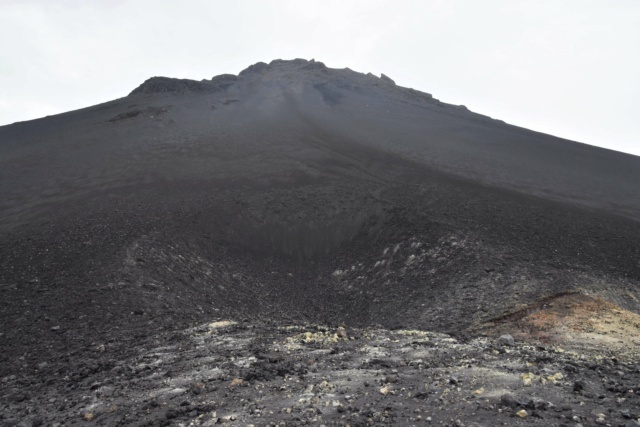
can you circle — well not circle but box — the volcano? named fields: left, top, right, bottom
left=1, top=59, right=639, bottom=426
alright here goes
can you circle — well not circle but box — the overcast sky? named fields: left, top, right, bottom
left=1, top=0, right=638, bottom=155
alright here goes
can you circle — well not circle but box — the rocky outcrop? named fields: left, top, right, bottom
left=380, top=73, right=395, bottom=85
left=303, top=59, right=328, bottom=71
left=405, top=87, right=434, bottom=101
left=129, top=74, right=239, bottom=96
left=210, top=73, right=238, bottom=87
left=129, top=77, right=216, bottom=96
left=270, top=58, right=308, bottom=66
left=238, top=61, right=271, bottom=76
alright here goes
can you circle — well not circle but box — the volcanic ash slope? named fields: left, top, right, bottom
left=1, top=59, right=640, bottom=425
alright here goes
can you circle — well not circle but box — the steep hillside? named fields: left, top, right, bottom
left=1, top=59, right=640, bottom=425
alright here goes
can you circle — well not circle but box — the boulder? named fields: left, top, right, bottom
left=497, top=334, right=515, bottom=346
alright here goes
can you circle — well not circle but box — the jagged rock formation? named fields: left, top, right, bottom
left=380, top=72, right=395, bottom=84
left=130, top=74, right=239, bottom=95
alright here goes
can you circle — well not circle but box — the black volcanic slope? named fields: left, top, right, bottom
left=1, top=58, right=640, bottom=378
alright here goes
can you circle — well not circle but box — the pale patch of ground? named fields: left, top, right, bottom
left=481, top=293, right=640, bottom=360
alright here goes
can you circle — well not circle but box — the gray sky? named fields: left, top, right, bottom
left=1, top=0, right=638, bottom=155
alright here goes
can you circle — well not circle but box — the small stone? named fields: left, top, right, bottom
left=516, top=409, right=528, bottom=418
left=545, top=372, right=564, bottom=384
left=500, top=393, right=519, bottom=409
left=497, top=334, right=514, bottom=346
left=95, top=344, right=105, bottom=352
left=229, top=378, right=244, bottom=387
left=12, top=393, right=28, bottom=402
left=83, top=412, right=95, bottom=421
left=379, top=385, right=390, bottom=395
left=564, top=364, right=578, bottom=373
left=190, top=382, right=205, bottom=395
left=337, top=326, right=347, bottom=338
left=534, top=399, right=549, bottom=410
left=51, top=326, right=60, bottom=331
left=521, top=372, right=535, bottom=386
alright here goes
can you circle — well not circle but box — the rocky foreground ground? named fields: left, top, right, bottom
left=2, top=304, right=640, bottom=427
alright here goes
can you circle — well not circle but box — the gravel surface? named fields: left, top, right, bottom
left=2, top=321, right=639, bottom=426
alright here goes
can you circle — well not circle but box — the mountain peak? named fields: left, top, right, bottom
left=128, top=58, right=402, bottom=97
